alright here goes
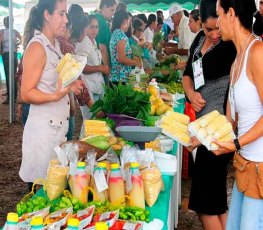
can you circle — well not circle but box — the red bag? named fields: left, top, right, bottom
left=184, top=102, right=196, bottom=122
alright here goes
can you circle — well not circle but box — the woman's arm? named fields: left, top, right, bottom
left=83, top=64, right=109, bottom=75
left=213, top=42, right=263, bottom=155
left=21, top=42, right=70, bottom=104
left=99, top=44, right=110, bottom=67
left=117, top=40, right=142, bottom=67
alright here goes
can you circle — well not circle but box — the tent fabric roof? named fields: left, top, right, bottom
left=0, top=0, right=24, bottom=9
left=124, top=0, right=199, bottom=12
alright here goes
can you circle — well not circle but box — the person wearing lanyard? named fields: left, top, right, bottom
left=75, top=14, right=109, bottom=119
left=19, top=0, right=83, bottom=190
left=213, top=0, right=263, bottom=229
left=182, top=0, right=236, bottom=229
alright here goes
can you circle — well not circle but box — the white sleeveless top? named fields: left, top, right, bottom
left=234, top=39, right=263, bottom=162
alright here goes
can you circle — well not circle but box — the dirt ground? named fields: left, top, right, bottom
left=0, top=83, right=235, bottom=229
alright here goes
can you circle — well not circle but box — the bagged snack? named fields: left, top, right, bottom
left=45, top=160, right=69, bottom=200
left=140, top=163, right=162, bottom=207
left=70, top=205, right=95, bottom=229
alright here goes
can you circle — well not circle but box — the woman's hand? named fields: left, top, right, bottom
left=212, top=140, right=236, bottom=155
left=187, top=136, right=202, bottom=152
left=99, top=65, right=110, bottom=75
left=70, top=79, right=84, bottom=96
left=54, top=79, right=71, bottom=101
left=188, top=91, right=206, bottom=112
left=133, top=58, right=142, bottom=68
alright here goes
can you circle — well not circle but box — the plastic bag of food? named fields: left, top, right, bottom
left=140, top=163, right=163, bottom=207
left=70, top=205, right=95, bottom=229
left=45, top=160, right=69, bottom=200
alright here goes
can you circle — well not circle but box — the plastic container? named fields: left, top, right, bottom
left=108, top=163, right=125, bottom=205
left=69, top=162, right=89, bottom=203
left=95, top=222, right=109, bottom=230
left=128, top=162, right=145, bottom=209
left=67, top=218, right=80, bottom=230
left=5, top=213, right=18, bottom=230
left=91, top=162, right=109, bottom=202
left=30, top=216, right=44, bottom=230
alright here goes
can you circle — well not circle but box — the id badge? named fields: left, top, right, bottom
left=192, top=58, right=205, bottom=90
left=229, top=86, right=236, bottom=121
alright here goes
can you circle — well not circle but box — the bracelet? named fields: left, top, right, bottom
left=234, top=138, right=242, bottom=152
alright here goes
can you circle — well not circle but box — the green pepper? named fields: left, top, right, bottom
left=140, top=214, right=146, bottom=221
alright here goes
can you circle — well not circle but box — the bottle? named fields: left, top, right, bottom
left=67, top=218, right=80, bottom=230
left=91, top=162, right=109, bottom=202
left=69, top=162, right=89, bottom=203
left=95, top=222, right=108, bottom=230
left=30, top=216, right=44, bottom=230
left=5, top=213, right=18, bottom=230
left=108, top=163, right=125, bottom=205
left=128, top=162, right=145, bottom=209
left=148, top=79, right=160, bottom=97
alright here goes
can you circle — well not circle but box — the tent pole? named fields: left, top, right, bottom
left=9, top=0, right=16, bottom=123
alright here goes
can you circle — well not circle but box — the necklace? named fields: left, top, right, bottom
left=230, top=34, right=253, bottom=87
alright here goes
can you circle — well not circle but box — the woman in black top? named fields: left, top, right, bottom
left=182, top=0, right=236, bottom=229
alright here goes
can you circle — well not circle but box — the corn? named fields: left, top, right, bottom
left=206, top=115, right=227, bottom=135
left=162, top=124, right=190, bottom=144
left=56, top=53, right=71, bottom=73
left=84, top=120, right=108, bottom=126
left=165, top=111, right=190, bottom=125
left=188, top=121, right=200, bottom=132
left=197, top=127, right=208, bottom=139
left=218, top=133, right=234, bottom=142
left=199, top=110, right=220, bottom=127
left=59, top=61, right=75, bottom=80
left=161, top=117, right=188, bottom=133
left=213, top=122, right=233, bottom=139
left=203, top=134, right=213, bottom=146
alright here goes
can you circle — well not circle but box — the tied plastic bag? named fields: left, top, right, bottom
left=45, top=159, right=69, bottom=200
left=134, top=150, right=163, bottom=207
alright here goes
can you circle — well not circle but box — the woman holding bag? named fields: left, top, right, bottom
left=214, top=0, right=263, bottom=229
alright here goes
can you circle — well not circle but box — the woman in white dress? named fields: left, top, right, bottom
left=19, top=0, right=83, bottom=189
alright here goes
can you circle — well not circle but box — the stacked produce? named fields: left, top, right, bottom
left=188, top=110, right=234, bottom=150
left=148, top=83, right=173, bottom=116
left=90, top=83, right=151, bottom=120
left=158, top=111, right=191, bottom=146
left=56, top=53, right=82, bottom=87
left=84, top=120, right=111, bottom=137
left=159, top=82, right=184, bottom=94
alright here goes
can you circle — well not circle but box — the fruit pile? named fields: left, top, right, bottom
left=148, top=85, right=173, bottom=116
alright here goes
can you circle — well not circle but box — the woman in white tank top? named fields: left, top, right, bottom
left=215, top=0, right=263, bottom=229
left=19, top=0, right=83, bottom=189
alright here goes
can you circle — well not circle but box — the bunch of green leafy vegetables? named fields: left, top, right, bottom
left=130, top=44, right=143, bottom=58
left=90, top=83, right=151, bottom=120
left=153, top=32, right=164, bottom=50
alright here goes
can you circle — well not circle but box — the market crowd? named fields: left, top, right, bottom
left=1, top=0, right=263, bottom=229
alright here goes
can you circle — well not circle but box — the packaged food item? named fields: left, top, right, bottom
left=70, top=205, right=95, bottom=229
left=158, top=111, right=191, bottom=146
left=45, top=160, right=69, bottom=200
left=95, top=222, right=108, bottom=230
left=108, top=164, right=125, bottom=205
left=140, top=163, right=162, bottom=207
left=67, top=217, right=80, bottom=230
left=127, top=162, right=145, bottom=209
left=30, top=216, right=44, bottom=230
left=68, top=162, right=90, bottom=204
left=90, top=162, right=109, bottom=202
left=44, top=207, right=73, bottom=229
left=3, top=213, right=18, bottom=230
left=188, top=110, right=235, bottom=150
left=84, top=211, right=119, bottom=229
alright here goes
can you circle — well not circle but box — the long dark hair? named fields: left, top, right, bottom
left=99, top=0, right=117, bottom=9
left=199, top=0, right=217, bottom=23
left=23, top=6, right=37, bottom=49
left=190, top=9, right=200, bottom=22
left=146, top=14, right=157, bottom=28
left=219, top=0, right=256, bottom=31
left=111, top=11, right=129, bottom=32
left=31, top=0, right=65, bottom=31
left=68, top=4, right=88, bottom=40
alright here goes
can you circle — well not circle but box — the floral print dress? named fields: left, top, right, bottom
left=110, top=29, right=132, bottom=82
